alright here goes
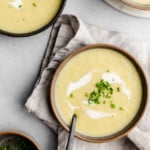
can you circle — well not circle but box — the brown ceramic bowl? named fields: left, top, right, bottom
left=0, top=130, right=40, bottom=149
left=0, top=0, right=66, bottom=37
left=50, top=44, right=148, bottom=143
left=122, top=0, right=150, bottom=10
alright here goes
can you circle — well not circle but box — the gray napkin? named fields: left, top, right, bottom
left=25, top=15, right=150, bottom=150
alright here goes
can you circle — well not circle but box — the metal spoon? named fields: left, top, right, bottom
left=66, top=114, right=77, bottom=150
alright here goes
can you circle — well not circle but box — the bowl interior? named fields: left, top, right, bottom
left=50, top=44, right=148, bottom=143
left=0, top=131, right=40, bottom=150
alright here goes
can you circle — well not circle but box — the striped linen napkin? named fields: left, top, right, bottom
left=25, top=15, right=150, bottom=150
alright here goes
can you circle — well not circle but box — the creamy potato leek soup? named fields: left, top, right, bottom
left=55, top=48, right=142, bottom=137
left=0, top=0, right=62, bottom=33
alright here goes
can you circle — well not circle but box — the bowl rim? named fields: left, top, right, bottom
left=0, top=130, right=40, bottom=149
left=50, top=43, right=149, bottom=143
left=122, top=0, right=150, bottom=10
left=0, top=0, right=66, bottom=37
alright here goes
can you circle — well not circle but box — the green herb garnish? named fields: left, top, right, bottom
left=119, top=107, right=124, bottom=110
left=88, top=91, right=100, bottom=104
left=86, top=79, right=114, bottom=104
left=69, top=93, right=74, bottom=98
left=117, top=87, right=120, bottom=92
left=103, top=101, right=106, bottom=104
left=32, top=3, right=37, bottom=7
left=17, top=137, right=37, bottom=150
left=18, top=5, right=22, bottom=8
left=0, top=137, right=37, bottom=150
left=0, top=144, right=12, bottom=150
left=85, top=93, right=89, bottom=97
left=110, top=103, right=116, bottom=109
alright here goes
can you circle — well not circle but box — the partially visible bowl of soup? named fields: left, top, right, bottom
left=0, top=130, right=40, bottom=150
left=50, top=44, right=148, bottom=142
left=122, top=0, right=150, bottom=10
left=0, top=0, right=66, bottom=36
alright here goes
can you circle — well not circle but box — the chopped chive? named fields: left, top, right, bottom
left=32, top=2, right=37, bottom=7
left=69, top=93, right=74, bottom=98
left=85, top=93, right=89, bottom=97
left=110, top=88, right=113, bottom=94
left=106, top=69, right=110, bottom=72
left=106, top=95, right=111, bottom=98
left=103, top=101, right=106, bottom=104
left=117, top=87, right=120, bottom=92
left=110, top=103, right=116, bottom=109
left=0, top=143, right=13, bottom=150
left=85, top=77, right=118, bottom=105
left=18, top=5, right=22, bottom=8
left=119, top=107, right=124, bottom=110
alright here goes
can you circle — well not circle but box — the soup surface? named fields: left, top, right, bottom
left=55, top=48, right=142, bottom=137
left=0, top=0, right=62, bottom=33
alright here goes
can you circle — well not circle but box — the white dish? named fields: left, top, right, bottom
left=104, top=0, right=150, bottom=18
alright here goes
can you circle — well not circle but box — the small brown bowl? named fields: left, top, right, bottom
left=122, top=0, right=150, bottom=10
left=0, top=0, right=66, bottom=37
left=50, top=44, right=148, bottom=143
left=0, top=130, right=40, bottom=150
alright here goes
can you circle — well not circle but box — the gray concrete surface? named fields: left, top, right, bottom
left=0, top=0, right=150, bottom=150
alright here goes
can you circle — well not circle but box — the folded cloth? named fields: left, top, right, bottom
left=25, top=15, right=150, bottom=150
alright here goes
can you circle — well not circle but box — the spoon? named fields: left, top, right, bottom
left=66, top=114, right=77, bottom=150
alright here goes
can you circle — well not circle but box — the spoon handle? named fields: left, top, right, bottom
left=66, top=115, right=77, bottom=150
